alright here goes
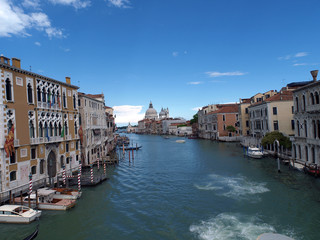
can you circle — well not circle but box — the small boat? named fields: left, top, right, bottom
left=303, top=163, right=320, bottom=177
left=124, top=146, right=142, bottom=151
left=176, top=140, right=186, bottom=143
left=247, top=147, right=263, bottom=159
left=23, top=225, right=39, bottom=240
left=15, top=188, right=76, bottom=211
left=0, top=205, right=41, bottom=223
left=52, top=188, right=82, bottom=200
left=257, top=233, right=294, bottom=240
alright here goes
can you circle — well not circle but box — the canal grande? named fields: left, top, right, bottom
left=1, top=134, right=320, bottom=240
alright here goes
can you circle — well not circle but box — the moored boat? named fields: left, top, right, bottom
left=303, top=163, right=320, bottom=177
left=176, top=140, right=186, bottom=143
left=0, top=205, right=41, bottom=223
left=247, top=147, right=263, bottom=159
left=124, top=146, right=142, bottom=151
left=15, top=188, right=76, bottom=211
left=52, top=187, right=82, bottom=200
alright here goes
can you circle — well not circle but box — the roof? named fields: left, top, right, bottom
left=85, top=93, right=104, bottom=99
left=0, top=205, right=23, bottom=211
left=208, top=104, right=239, bottom=114
left=249, top=91, right=293, bottom=107
left=78, top=92, right=105, bottom=103
left=240, top=98, right=251, bottom=104
left=0, top=63, right=79, bottom=89
left=287, top=81, right=313, bottom=88
left=293, top=80, right=320, bottom=92
left=105, top=106, right=112, bottom=109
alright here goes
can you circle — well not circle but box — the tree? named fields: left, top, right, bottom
left=261, top=131, right=292, bottom=149
left=190, top=114, right=198, bottom=124
left=226, top=125, right=236, bottom=132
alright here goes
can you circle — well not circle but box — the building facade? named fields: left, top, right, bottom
left=0, top=56, right=80, bottom=193
left=292, top=71, right=320, bottom=164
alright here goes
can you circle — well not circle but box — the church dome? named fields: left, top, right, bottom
left=145, top=102, right=158, bottom=119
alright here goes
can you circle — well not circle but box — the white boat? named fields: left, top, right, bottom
left=247, top=147, right=263, bottom=159
left=176, top=140, right=186, bottom=143
left=15, top=188, right=76, bottom=211
left=0, top=205, right=41, bottom=223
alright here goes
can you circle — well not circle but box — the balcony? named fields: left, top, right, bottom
left=36, top=102, right=61, bottom=110
left=30, top=136, right=64, bottom=144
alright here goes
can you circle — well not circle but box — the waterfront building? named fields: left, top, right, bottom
left=0, top=56, right=80, bottom=194
left=127, top=123, right=137, bottom=133
left=161, top=118, right=186, bottom=134
left=238, top=98, right=251, bottom=137
left=177, top=126, right=192, bottom=136
left=78, top=92, right=114, bottom=166
left=292, top=71, right=320, bottom=164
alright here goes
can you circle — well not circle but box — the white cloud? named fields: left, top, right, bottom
left=278, top=52, right=308, bottom=60
left=49, top=0, right=91, bottom=9
left=206, top=71, right=247, bottom=78
left=293, top=63, right=307, bottom=66
left=187, top=81, right=202, bottom=85
left=108, top=0, right=131, bottom=8
left=192, top=107, right=201, bottom=111
left=172, top=51, right=179, bottom=57
left=34, top=41, right=41, bottom=46
left=22, top=0, right=41, bottom=9
left=0, top=0, right=63, bottom=38
left=113, top=105, right=144, bottom=124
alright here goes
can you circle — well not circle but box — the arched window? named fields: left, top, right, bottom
left=305, top=146, right=308, bottom=162
left=59, top=123, right=62, bottom=136
left=297, top=120, right=300, bottom=136
left=42, top=89, right=46, bottom=102
left=73, top=95, right=76, bottom=109
left=64, top=121, right=68, bottom=135
left=31, top=166, right=36, bottom=175
left=10, top=171, right=16, bottom=181
left=304, top=120, right=308, bottom=137
left=74, top=122, right=78, bottom=135
left=10, top=151, right=15, bottom=164
left=302, top=95, right=306, bottom=111
left=295, top=97, right=299, bottom=112
left=52, top=92, right=55, bottom=106
left=5, top=78, right=12, bottom=101
left=312, top=147, right=315, bottom=163
left=27, top=83, right=33, bottom=103
left=54, top=122, right=57, bottom=136
left=63, top=92, right=66, bottom=108
left=317, top=120, right=320, bottom=139
left=49, top=122, right=53, bottom=136
left=39, top=122, right=43, bottom=137
left=40, top=159, right=45, bottom=174
left=29, top=121, right=35, bottom=138
left=44, top=122, right=48, bottom=138
left=315, top=92, right=320, bottom=104
left=37, top=86, right=41, bottom=102
left=310, top=92, right=315, bottom=105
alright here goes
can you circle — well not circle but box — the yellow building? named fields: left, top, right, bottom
left=0, top=56, right=80, bottom=196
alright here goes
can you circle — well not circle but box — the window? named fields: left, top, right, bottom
left=246, top=121, right=249, bottom=127
left=303, top=95, right=306, bottom=110
left=63, top=92, right=66, bottom=108
left=37, top=86, right=41, bottom=102
left=31, top=148, right=36, bottom=159
left=292, top=106, right=294, bottom=114
left=66, top=157, right=70, bottom=164
left=297, top=120, right=300, bottom=136
left=66, top=143, right=69, bottom=152
left=295, top=97, right=299, bottom=112
left=75, top=122, right=78, bottom=135
left=27, top=83, right=33, bottom=103
left=223, top=115, right=225, bottom=121
left=5, top=78, right=12, bottom=101
left=73, top=95, right=76, bottom=109
left=39, top=122, right=43, bottom=137
left=236, top=114, right=238, bottom=120
left=223, top=124, right=226, bottom=130
left=10, top=151, right=16, bottom=164
left=245, top=108, right=248, bottom=114
left=273, top=107, right=277, bottom=115
left=10, top=171, right=16, bottom=181
left=7, top=119, right=13, bottom=133
left=40, top=160, right=44, bottom=174
left=76, top=141, right=79, bottom=150
left=310, top=93, right=315, bottom=105
left=291, top=120, right=295, bottom=130
left=78, top=99, right=81, bottom=107
left=31, top=166, right=36, bottom=175
left=42, top=89, right=46, bottom=102
left=273, top=120, right=279, bottom=131
left=76, top=155, right=79, bottom=161
left=305, top=146, right=308, bottom=162
left=316, top=92, right=320, bottom=104
left=60, top=156, right=64, bottom=168
left=304, top=120, right=308, bottom=137
left=64, top=122, right=68, bottom=136
left=29, top=121, right=35, bottom=138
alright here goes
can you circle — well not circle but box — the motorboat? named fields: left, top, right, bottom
left=247, top=147, right=263, bottom=159
left=52, top=187, right=82, bottom=200
left=176, top=140, right=186, bottom=143
left=0, top=205, right=41, bottom=223
left=15, top=188, right=76, bottom=211
left=303, top=163, right=320, bottom=177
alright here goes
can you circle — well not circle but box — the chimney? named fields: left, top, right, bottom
left=11, top=58, right=21, bottom=68
left=66, top=77, right=71, bottom=84
left=0, top=56, right=10, bottom=65
left=310, top=70, right=318, bottom=82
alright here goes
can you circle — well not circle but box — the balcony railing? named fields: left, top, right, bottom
left=36, top=102, right=61, bottom=110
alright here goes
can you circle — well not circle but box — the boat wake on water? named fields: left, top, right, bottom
left=190, top=213, right=298, bottom=240
left=194, top=174, right=269, bottom=201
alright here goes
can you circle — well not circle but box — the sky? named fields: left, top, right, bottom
left=1, top=0, right=320, bottom=126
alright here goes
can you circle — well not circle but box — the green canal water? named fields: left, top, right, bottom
left=1, top=134, right=320, bottom=240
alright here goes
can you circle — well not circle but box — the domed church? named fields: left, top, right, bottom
left=145, top=101, right=169, bottom=120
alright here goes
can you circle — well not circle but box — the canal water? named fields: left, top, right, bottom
left=1, top=134, right=320, bottom=240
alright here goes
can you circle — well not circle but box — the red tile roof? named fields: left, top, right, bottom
left=208, top=104, right=239, bottom=114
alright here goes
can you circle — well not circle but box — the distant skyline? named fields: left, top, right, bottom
left=1, top=0, right=320, bottom=126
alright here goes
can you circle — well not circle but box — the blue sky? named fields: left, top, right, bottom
left=1, top=0, right=320, bottom=126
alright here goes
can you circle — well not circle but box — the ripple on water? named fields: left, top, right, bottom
left=194, top=174, right=269, bottom=201
left=190, top=213, right=275, bottom=240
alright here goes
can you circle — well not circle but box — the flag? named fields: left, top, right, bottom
left=5, top=124, right=15, bottom=157
left=61, top=125, right=65, bottom=137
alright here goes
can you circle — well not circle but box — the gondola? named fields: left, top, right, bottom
left=23, top=225, right=39, bottom=240
left=124, top=146, right=142, bottom=151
